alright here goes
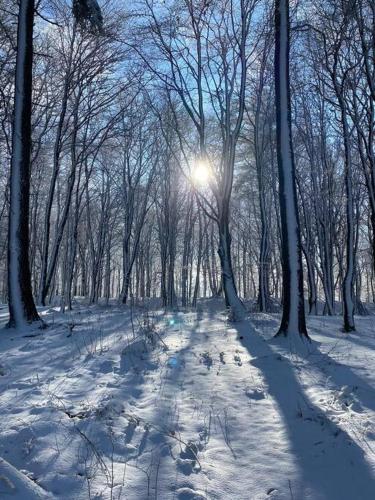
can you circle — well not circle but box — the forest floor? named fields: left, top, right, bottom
left=0, top=301, right=375, bottom=500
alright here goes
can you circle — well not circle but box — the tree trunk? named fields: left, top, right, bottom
left=274, top=0, right=308, bottom=338
left=217, top=206, right=246, bottom=320
left=8, top=0, right=41, bottom=327
left=338, top=102, right=356, bottom=331
left=181, top=196, right=194, bottom=307
left=192, top=212, right=203, bottom=307
left=302, top=244, right=317, bottom=315
left=38, top=30, right=76, bottom=306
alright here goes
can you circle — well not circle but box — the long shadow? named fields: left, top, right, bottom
left=235, top=320, right=375, bottom=500
left=308, top=321, right=375, bottom=353
left=126, top=310, right=222, bottom=499
left=143, top=314, right=209, bottom=489
left=251, top=312, right=375, bottom=355
left=301, top=323, right=375, bottom=415
left=0, top=306, right=212, bottom=498
left=74, top=310, right=198, bottom=498
left=307, top=346, right=375, bottom=417
left=249, top=313, right=375, bottom=414
left=0, top=306, right=135, bottom=409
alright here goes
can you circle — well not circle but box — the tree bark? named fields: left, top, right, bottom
left=8, top=0, right=40, bottom=327
left=217, top=205, right=245, bottom=320
left=274, top=0, right=308, bottom=338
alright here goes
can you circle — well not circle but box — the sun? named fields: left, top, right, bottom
left=191, top=159, right=211, bottom=186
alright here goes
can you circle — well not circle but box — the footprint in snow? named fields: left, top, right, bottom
left=97, top=359, right=114, bottom=374
left=29, top=406, right=48, bottom=416
left=176, top=441, right=202, bottom=476
left=246, top=388, right=265, bottom=401
left=266, top=487, right=279, bottom=497
left=333, top=385, right=363, bottom=413
left=234, top=354, right=242, bottom=366
left=199, top=352, right=213, bottom=370
left=176, top=486, right=206, bottom=499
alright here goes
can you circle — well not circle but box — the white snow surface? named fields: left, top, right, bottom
left=0, top=302, right=375, bottom=499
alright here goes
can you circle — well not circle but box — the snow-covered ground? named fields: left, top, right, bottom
left=0, top=303, right=375, bottom=499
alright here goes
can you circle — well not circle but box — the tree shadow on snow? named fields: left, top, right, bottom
left=235, top=321, right=375, bottom=500
left=248, top=314, right=375, bottom=415
left=126, top=312, right=218, bottom=499
left=308, top=319, right=375, bottom=354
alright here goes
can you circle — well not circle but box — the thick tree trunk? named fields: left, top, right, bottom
left=274, top=0, right=308, bottom=338
left=8, top=0, right=40, bottom=327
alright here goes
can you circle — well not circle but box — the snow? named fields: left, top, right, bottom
left=0, top=303, right=375, bottom=499
left=0, top=457, right=49, bottom=498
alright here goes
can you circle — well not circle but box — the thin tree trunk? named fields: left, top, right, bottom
left=338, top=100, right=356, bottom=331
left=38, top=29, right=76, bottom=306
left=192, top=212, right=203, bottom=307
left=217, top=205, right=245, bottom=320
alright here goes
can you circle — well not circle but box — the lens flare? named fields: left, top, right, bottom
left=191, top=159, right=211, bottom=186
